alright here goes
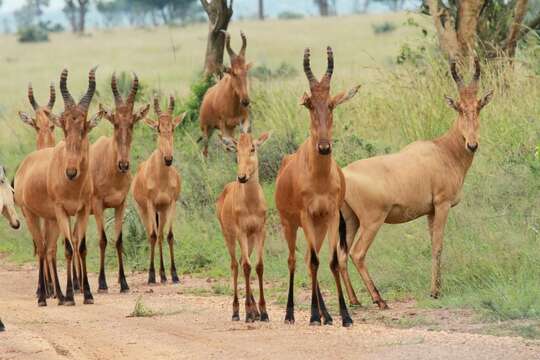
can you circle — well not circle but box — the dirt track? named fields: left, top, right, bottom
left=1, top=261, right=539, bottom=360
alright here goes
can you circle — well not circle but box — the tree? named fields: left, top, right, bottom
left=314, top=0, right=329, bottom=16
left=15, top=0, right=50, bottom=29
left=200, top=0, right=233, bottom=76
left=96, top=0, right=127, bottom=28
left=63, top=0, right=90, bottom=33
left=425, top=0, right=540, bottom=60
left=258, top=0, right=264, bottom=20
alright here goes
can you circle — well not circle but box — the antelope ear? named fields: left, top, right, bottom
left=479, top=90, right=494, bottom=110
left=18, top=112, right=36, bottom=128
left=444, top=95, right=460, bottom=112
left=330, top=85, right=361, bottom=108
left=246, top=62, right=254, bottom=71
left=49, top=113, right=62, bottom=128
left=99, top=103, right=114, bottom=123
left=254, top=131, right=272, bottom=148
left=220, top=135, right=238, bottom=152
left=87, top=111, right=103, bottom=131
left=300, top=92, right=311, bottom=108
left=134, top=104, right=151, bottom=123
left=173, top=112, right=186, bottom=128
left=144, top=117, right=158, bottom=130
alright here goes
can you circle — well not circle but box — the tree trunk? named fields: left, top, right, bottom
left=258, top=0, right=264, bottom=20
left=505, top=0, right=528, bottom=58
left=314, top=0, right=329, bottom=16
left=201, top=0, right=234, bottom=77
left=427, top=0, right=460, bottom=59
left=455, top=0, right=485, bottom=57
left=77, top=0, right=86, bottom=33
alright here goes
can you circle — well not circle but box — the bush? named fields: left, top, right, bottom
left=17, top=26, right=49, bottom=43
left=278, top=11, right=304, bottom=20
left=250, top=62, right=298, bottom=81
left=372, top=21, right=397, bottom=34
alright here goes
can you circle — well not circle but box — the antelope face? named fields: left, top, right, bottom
left=18, top=83, right=57, bottom=149
left=0, top=166, right=20, bottom=230
left=101, top=73, right=150, bottom=173
left=223, top=132, right=271, bottom=183
left=445, top=59, right=493, bottom=154
left=58, top=67, right=99, bottom=181
left=300, top=47, right=360, bottom=156
left=223, top=30, right=252, bottom=108
left=145, top=96, right=184, bottom=167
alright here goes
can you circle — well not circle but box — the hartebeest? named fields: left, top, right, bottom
left=199, top=31, right=252, bottom=157
left=132, top=96, right=184, bottom=284
left=275, top=47, right=360, bottom=327
left=1, top=165, right=20, bottom=230
left=14, top=67, right=101, bottom=306
left=18, top=83, right=58, bottom=297
left=91, top=73, right=150, bottom=293
left=339, top=59, right=493, bottom=308
left=217, top=131, right=271, bottom=322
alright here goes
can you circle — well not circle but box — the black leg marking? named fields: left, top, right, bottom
left=331, top=250, right=352, bottom=327
left=309, top=249, right=321, bottom=326
left=116, top=232, right=129, bottom=292
left=64, top=238, right=75, bottom=305
left=284, top=271, right=295, bottom=324
left=0, top=319, right=4, bottom=332
left=339, top=211, right=348, bottom=253
left=148, top=231, right=157, bottom=284
left=37, top=257, right=47, bottom=307
left=98, top=229, right=108, bottom=292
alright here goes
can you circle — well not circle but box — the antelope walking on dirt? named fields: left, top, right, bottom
left=275, top=47, right=360, bottom=327
left=339, top=59, right=493, bottom=308
left=217, top=130, right=271, bottom=322
left=199, top=31, right=252, bottom=157
left=91, top=73, right=149, bottom=293
left=14, top=68, right=101, bottom=306
left=133, top=96, right=184, bottom=284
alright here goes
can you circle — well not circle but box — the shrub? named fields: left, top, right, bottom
left=372, top=21, right=397, bottom=34
left=250, top=62, right=298, bottom=81
left=17, top=26, right=49, bottom=43
left=277, top=11, right=303, bottom=20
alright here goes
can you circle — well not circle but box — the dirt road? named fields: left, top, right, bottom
left=1, top=261, right=539, bottom=360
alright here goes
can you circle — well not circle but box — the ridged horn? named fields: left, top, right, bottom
left=303, top=48, right=316, bottom=87
left=450, top=60, right=464, bottom=89
left=28, top=83, right=39, bottom=111
left=323, top=46, right=334, bottom=84
left=60, top=69, right=75, bottom=108
left=168, top=95, right=175, bottom=114
left=78, top=66, right=97, bottom=111
left=111, top=72, right=123, bottom=106
left=239, top=30, right=247, bottom=56
left=126, top=72, right=139, bottom=106
left=472, top=57, right=481, bottom=86
left=48, top=83, right=55, bottom=110
left=222, top=30, right=236, bottom=58
left=154, top=97, right=162, bottom=116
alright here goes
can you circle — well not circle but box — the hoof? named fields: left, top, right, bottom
left=375, top=300, right=389, bottom=310
left=38, top=300, right=47, bottom=307
left=84, top=298, right=94, bottom=305
left=342, top=318, right=353, bottom=327
left=171, top=275, right=180, bottom=284
left=65, top=299, right=75, bottom=306
left=120, top=287, right=130, bottom=294
left=57, top=296, right=65, bottom=306
left=245, top=315, right=255, bottom=323
left=260, top=312, right=270, bottom=322
left=160, top=277, right=167, bottom=284
left=349, top=301, right=362, bottom=308
left=232, top=314, right=240, bottom=321
left=309, top=320, right=322, bottom=326
left=98, top=288, right=108, bottom=294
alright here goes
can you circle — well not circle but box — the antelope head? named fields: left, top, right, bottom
left=18, top=83, right=57, bottom=149
left=99, top=73, right=150, bottom=173
left=221, top=131, right=271, bottom=184
left=223, top=30, right=252, bottom=108
left=301, top=47, right=360, bottom=156
left=445, top=58, right=493, bottom=154
left=145, top=96, right=185, bottom=167
left=58, top=67, right=101, bottom=181
left=0, top=166, right=20, bottom=230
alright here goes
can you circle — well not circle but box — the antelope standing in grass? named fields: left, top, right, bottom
left=275, top=47, right=360, bottom=327
left=339, top=59, right=493, bottom=308
left=199, top=31, right=252, bottom=157
left=217, top=131, right=271, bottom=322
left=133, top=96, right=184, bottom=284
left=18, top=83, right=58, bottom=296
left=14, top=68, right=101, bottom=306
left=91, top=73, right=149, bottom=293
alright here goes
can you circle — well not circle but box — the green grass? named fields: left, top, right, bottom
left=0, top=12, right=539, bottom=323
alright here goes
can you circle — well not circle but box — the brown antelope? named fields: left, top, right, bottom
left=199, top=31, right=252, bottom=157
left=217, top=131, right=271, bottom=322
left=339, top=59, right=493, bottom=308
left=275, top=47, right=360, bottom=327
left=14, top=67, right=101, bottom=306
left=18, top=83, right=58, bottom=296
left=132, top=96, right=184, bottom=284
left=0, top=165, right=20, bottom=230
left=91, top=73, right=149, bottom=293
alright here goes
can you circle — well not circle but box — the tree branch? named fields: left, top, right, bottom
left=505, top=0, right=528, bottom=57
left=200, top=0, right=210, bottom=12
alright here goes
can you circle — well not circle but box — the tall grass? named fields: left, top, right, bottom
left=0, top=14, right=538, bottom=321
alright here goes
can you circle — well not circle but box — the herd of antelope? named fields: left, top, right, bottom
left=0, top=30, right=493, bottom=328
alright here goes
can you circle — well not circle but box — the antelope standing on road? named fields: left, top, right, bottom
left=275, top=47, right=360, bottom=327
left=217, top=131, right=271, bottom=322
left=91, top=73, right=150, bottom=293
left=133, top=96, right=184, bottom=284
left=339, top=59, right=493, bottom=308
left=199, top=31, right=252, bottom=157
left=14, top=68, right=101, bottom=306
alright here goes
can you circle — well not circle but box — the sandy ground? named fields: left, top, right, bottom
left=1, top=261, right=539, bottom=360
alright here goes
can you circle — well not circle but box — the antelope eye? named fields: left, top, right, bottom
left=251, top=146, right=255, bottom=153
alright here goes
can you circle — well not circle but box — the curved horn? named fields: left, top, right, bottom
left=28, top=83, right=39, bottom=111
left=60, top=69, right=75, bottom=108
left=47, top=83, right=55, bottom=110
left=168, top=95, right=175, bottom=114
left=450, top=60, right=464, bottom=89
left=472, top=57, right=480, bottom=86
left=111, top=72, right=123, bottom=106
left=239, top=30, right=247, bottom=56
left=221, top=30, right=236, bottom=58
left=79, top=66, right=97, bottom=111
left=323, top=46, right=334, bottom=84
left=303, top=48, right=316, bottom=86
left=126, top=72, right=139, bottom=106
left=154, top=97, right=162, bottom=116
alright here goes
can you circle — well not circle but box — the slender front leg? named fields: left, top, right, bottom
left=114, top=202, right=129, bottom=292
left=223, top=231, right=239, bottom=321
left=74, top=206, right=94, bottom=304
left=429, top=203, right=450, bottom=299
left=281, top=220, right=298, bottom=324
left=45, top=220, right=65, bottom=305
left=23, top=210, right=47, bottom=306
left=165, top=202, right=179, bottom=283
left=55, top=206, right=75, bottom=306
left=255, top=231, right=269, bottom=322
left=157, top=210, right=167, bottom=283
left=93, top=200, right=109, bottom=293
left=239, top=234, right=255, bottom=323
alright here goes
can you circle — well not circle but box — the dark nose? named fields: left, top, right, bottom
left=467, top=143, right=478, bottom=153
left=66, top=168, right=77, bottom=180
left=318, top=142, right=332, bottom=155
left=11, top=220, right=20, bottom=230
left=241, top=99, right=250, bottom=107
left=237, top=175, right=248, bottom=183
left=118, top=161, right=130, bottom=172
left=164, top=156, right=173, bottom=166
